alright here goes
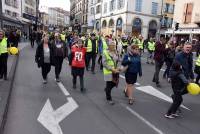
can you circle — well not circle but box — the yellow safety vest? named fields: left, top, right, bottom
left=102, top=38, right=108, bottom=50
left=0, top=38, right=8, bottom=54
left=61, top=34, right=66, bottom=41
left=122, top=41, right=128, bottom=47
left=138, top=40, right=144, bottom=49
left=87, top=39, right=98, bottom=53
left=196, top=55, right=200, bottom=66
left=103, top=50, right=115, bottom=75
left=148, top=42, right=155, bottom=51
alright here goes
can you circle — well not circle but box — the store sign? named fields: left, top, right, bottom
left=23, top=13, right=36, bottom=21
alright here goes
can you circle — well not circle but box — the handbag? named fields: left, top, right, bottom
left=112, top=73, right=119, bottom=87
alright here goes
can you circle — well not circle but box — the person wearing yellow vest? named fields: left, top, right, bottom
left=102, top=41, right=120, bottom=105
left=85, top=33, right=98, bottom=74
left=147, top=38, right=155, bottom=64
left=137, top=35, right=144, bottom=55
left=194, top=55, right=200, bottom=84
left=0, top=30, right=9, bottom=80
left=121, top=36, right=128, bottom=54
left=60, top=32, right=66, bottom=42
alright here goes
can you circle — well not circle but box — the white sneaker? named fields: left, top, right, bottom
left=164, top=114, right=175, bottom=119
left=43, top=80, right=47, bottom=84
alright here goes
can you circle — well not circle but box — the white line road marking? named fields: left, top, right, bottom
left=57, top=82, right=70, bottom=96
left=121, top=104, right=164, bottom=134
left=119, top=75, right=140, bottom=86
left=136, top=86, right=191, bottom=111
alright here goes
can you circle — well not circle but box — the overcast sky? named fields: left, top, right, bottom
left=39, top=0, right=70, bottom=12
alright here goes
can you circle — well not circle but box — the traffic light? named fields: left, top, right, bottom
left=175, top=23, right=179, bottom=31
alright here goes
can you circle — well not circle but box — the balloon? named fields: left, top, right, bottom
left=9, top=47, right=19, bottom=55
left=187, top=83, right=200, bottom=95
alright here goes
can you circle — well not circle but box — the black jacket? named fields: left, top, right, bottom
left=35, top=42, right=55, bottom=68
left=169, top=69, right=189, bottom=93
left=52, top=40, right=68, bottom=58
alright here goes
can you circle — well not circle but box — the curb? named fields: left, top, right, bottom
left=0, top=54, right=19, bottom=133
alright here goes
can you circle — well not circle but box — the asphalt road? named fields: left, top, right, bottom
left=3, top=45, right=200, bottom=134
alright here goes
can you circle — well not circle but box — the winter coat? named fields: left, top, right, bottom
left=122, top=53, right=142, bottom=76
left=169, top=69, right=189, bottom=93
left=174, top=51, right=194, bottom=79
left=35, top=42, right=55, bottom=67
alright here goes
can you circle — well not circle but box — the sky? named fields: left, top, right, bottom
left=39, top=0, right=70, bottom=12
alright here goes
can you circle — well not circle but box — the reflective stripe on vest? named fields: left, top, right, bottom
left=0, top=38, right=8, bottom=54
left=103, top=50, right=115, bottom=75
left=148, top=42, right=155, bottom=51
left=196, top=55, right=200, bottom=66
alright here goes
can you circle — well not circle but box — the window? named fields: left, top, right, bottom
left=5, top=0, right=11, bottom=6
left=183, top=3, right=193, bottom=23
left=104, top=3, right=107, bottom=13
left=91, top=7, right=95, bottom=15
left=12, top=12, right=18, bottom=17
left=164, top=3, right=174, bottom=14
left=91, top=0, right=93, bottom=4
left=151, top=2, right=158, bottom=15
left=118, top=0, right=124, bottom=9
left=96, top=5, right=101, bottom=14
left=97, top=0, right=101, bottom=3
left=135, top=0, right=142, bottom=12
left=102, top=20, right=107, bottom=28
left=109, top=19, right=114, bottom=27
left=110, top=0, right=116, bottom=11
left=5, top=10, right=11, bottom=16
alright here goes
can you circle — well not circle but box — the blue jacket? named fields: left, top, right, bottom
left=174, top=51, right=194, bottom=79
left=122, top=54, right=142, bottom=75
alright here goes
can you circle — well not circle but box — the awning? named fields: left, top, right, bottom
left=165, top=28, right=200, bottom=35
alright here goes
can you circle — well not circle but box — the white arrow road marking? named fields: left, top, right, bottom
left=37, top=99, right=63, bottom=134
left=119, top=75, right=140, bottom=86
left=38, top=82, right=79, bottom=134
left=136, top=86, right=191, bottom=111
left=37, top=97, right=78, bottom=134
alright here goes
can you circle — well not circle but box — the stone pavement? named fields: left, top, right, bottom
left=0, top=41, right=29, bottom=133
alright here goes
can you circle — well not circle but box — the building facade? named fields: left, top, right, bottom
left=173, top=0, right=200, bottom=28
left=22, top=0, right=39, bottom=34
left=39, top=12, right=49, bottom=31
left=1, top=0, right=23, bottom=29
left=81, top=0, right=88, bottom=32
left=99, top=0, right=162, bottom=39
left=165, top=0, right=200, bottom=39
left=87, top=0, right=102, bottom=33
left=48, top=7, right=70, bottom=28
left=70, top=0, right=76, bottom=25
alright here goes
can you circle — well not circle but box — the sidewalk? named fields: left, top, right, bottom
left=0, top=41, right=28, bottom=133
